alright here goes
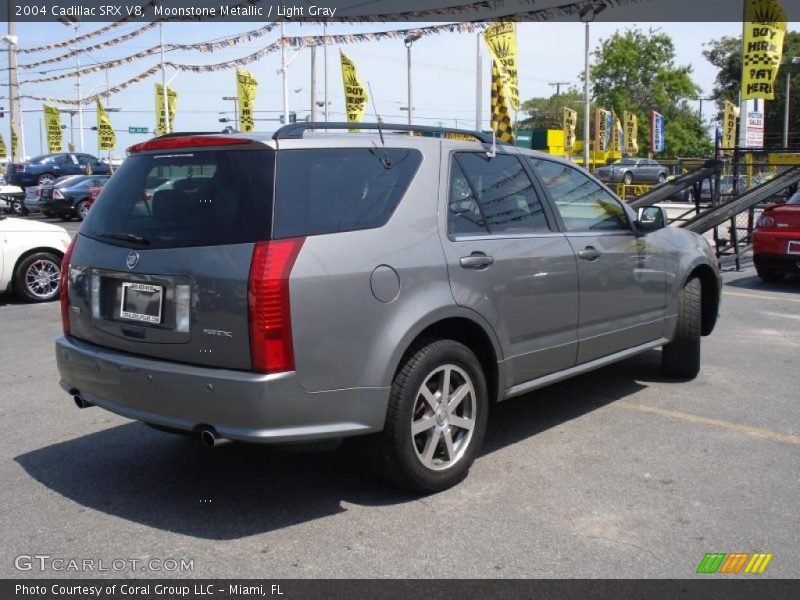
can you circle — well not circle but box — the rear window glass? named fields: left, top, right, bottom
left=273, top=148, right=422, bottom=238
left=81, top=149, right=273, bottom=249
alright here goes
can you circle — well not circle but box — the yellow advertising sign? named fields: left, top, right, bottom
left=490, top=61, right=514, bottom=144
left=483, top=22, right=519, bottom=112
left=43, top=104, right=62, bottom=153
left=624, top=111, right=639, bottom=155
left=610, top=112, right=623, bottom=154
left=595, top=108, right=610, bottom=153
left=155, top=83, right=177, bottom=136
left=340, top=51, right=368, bottom=125
left=236, top=68, right=258, bottom=132
left=722, top=101, right=739, bottom=153
left=563, top=107, right=577, bottom=156
left=741, top=0, right=786, bottom=100
left=0, top=134, right=6, bottom=158
left=11, top=121, right=18, bottom=158
left=96, top=99, right=116, bottom=151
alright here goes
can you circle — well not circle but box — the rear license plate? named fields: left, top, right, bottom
left=120, top=282, right=164, bottom=324
left=788, top=241, right=800, bottom=255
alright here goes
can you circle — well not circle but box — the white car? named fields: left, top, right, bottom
left=0, top=216, right=71, bottom=302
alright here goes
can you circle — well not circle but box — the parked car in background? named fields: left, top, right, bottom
left=753, top=190, right=800, bottom=282
left=0, top=214, right=71, bottom=301
left=5, top=152, right=111, bottom=188
left=56, top=126, right=722, bottom=493
left=595, top=158, right=669, bottom=185
left=40, top=175, right=110, bottom=221
left=87, top=178, right=110, bottom=210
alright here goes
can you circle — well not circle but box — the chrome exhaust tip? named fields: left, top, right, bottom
left=200, top=427, right=232, bottom=448
left=73, top=394, right=93, bottom=409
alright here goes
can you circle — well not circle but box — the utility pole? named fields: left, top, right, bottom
left=74, top=23, right=83, bottom=151
left=280, top=22, right=289, bottom=125
left=404, top=33, right=421, bottom=126
left=160, top=22, right=169, bottom=134
left=549, top=82, right=570, bottom=96
left=6, top=0, right=21, bottom=162
left=475, top=32, right=482, bottom=131
left=310, top=45, right=316, bottom=122
left=323, top=22, right=329, bottom=123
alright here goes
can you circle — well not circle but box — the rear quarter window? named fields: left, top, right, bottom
left=273, top=148, right=422, bottom=238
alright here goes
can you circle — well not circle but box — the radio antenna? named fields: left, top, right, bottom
left=367, top=81, right=385, bottom=146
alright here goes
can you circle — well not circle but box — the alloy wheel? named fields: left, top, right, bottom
left=25, top=258, right=61, bottom=300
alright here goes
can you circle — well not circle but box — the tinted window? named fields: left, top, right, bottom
left=527, top=158, right=630, bottom=231
left=273, top=148, right=422, bottom=239
left=82, top=149, right=273, bottom=249
left=449, top=153, right=549, bottom=236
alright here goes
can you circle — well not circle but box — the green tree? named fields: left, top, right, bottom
left=589, top=27, right=713, bottom=157
left=703, top=31, right=800, bottom=148
left=518, top=89, right=587, bottom=132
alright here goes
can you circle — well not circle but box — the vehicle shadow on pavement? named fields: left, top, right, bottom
left=724, top=274, right=799, bottom=292
left=15, top=351, right=660, bottom=540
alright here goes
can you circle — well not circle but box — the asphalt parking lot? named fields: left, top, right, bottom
left=0, top=215, right=798, bottom=578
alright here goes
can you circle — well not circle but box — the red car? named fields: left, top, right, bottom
left=87, top=182, right=106, bottom=210
left=753, top=190, right=800, bottom=281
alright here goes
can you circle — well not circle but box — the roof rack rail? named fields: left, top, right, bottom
left=272, top=122, right=495, bottom=144
left=151, top=131, right=220, bottom=140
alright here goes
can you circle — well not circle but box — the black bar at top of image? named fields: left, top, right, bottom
left=2, top=0, right=800, bottom=23
left=2, top=579, right=800, bottom=600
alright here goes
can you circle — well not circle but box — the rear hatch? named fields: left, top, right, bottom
left=65, top=137, right=274, bottom=370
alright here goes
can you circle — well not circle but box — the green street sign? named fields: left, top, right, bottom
left=128, top=127, right=149, bottom=134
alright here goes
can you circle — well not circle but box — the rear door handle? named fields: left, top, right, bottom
left=460, top=252, right=494, bottom=270
left=578, top=246, right=601, bottom=261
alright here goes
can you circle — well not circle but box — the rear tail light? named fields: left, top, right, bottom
left=757, top=215, right=776, bottom=228
left=60, top=238, right=76, bottom=335
left=248, top=238, right=305, bottom=374
left=16, top=165, right=24, bottom=172
left=34, top=188, right=41, bottom=197
left=53, top=189, right=64, bottom=200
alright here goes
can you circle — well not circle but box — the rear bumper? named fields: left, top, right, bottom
left=56, top=335, right=389, bottom=443
left=753, top=252, right=800, bottom=273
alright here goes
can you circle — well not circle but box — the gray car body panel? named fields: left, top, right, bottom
left=56, top=133, right=721, bottom=443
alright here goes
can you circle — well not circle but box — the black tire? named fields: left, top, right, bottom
left=662, top=277, right=702, bottom=379
left=369, top=339, right=489, bottom=493
left=622, top=171, right=634, bottom=185
left=36, top=173, right=55, bottom=186
left=14, top=251, right=62, bottom=302
left=755, top=266, right=785, bottom=282
left=43, top=211, right=55, bottom=218
left=59, top=214, right=72, bottom=221
left=75, top=200, right=90, bottom=221
left=11, top=199, right=27, bottom=215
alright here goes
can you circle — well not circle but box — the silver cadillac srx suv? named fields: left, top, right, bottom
left=56, top=123, right=721, bottom=493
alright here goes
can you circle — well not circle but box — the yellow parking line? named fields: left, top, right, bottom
left=723, top=291, right=800, bottom=303
left=615, top=401, right=800, bottom=446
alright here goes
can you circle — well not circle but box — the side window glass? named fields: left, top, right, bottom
left=448, top=161, right=488, bottom=235
left=527, top=158, right=630, bottom=232
left=56, top=155, right=71, bottom=165
left=449, top=153, right=549, bottom=236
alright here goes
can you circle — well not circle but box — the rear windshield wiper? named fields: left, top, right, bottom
left=100, top=232, right=151, bottom=245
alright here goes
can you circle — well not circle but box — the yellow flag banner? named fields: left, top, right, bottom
left=43, top=104, right=62, bottom=153
left=595, top=108, right=610, bottom=153
left=96, top=99, right=116, bottom=151
left=11, top=121, right=18, bottom=158
left=155, top=83, right=177, bottom=135
left=0, top=134, right=6, bottom=158
left=722, top=101, right=739, bottom=153
left=490, top=61, right=514, bottom=144
left=563, top=107, right=577, bottom=157
left=624, top=111, right=639, bottom=156
left=483, top=22, right=519, bottom=112
left=611, top=112, right=624, bottom=154
left=741, top=0, right=787, bottom=100
left=340, top=51, right=368, bottom=125
left=236, top=68, right=258, bottom=132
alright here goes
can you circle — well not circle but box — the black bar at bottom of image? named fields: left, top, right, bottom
left=2, top=579, right=799, bottom=600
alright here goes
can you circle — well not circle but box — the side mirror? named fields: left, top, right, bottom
left=637, top=206, right=668, bottom=233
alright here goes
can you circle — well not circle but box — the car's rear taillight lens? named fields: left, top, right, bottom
left=53, top=189, right=64, bottom=200
left=60, top=238, right=75, bottom=335
left=248, top=238, right=305, bottom=374
left=16, top=165, right=24, bottom=172
left=757, top=215, right=776, bottom=228
left=34, top=188, right=41, bottom=197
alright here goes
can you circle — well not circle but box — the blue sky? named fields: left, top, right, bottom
left=4, top=19, right=796, bottom=158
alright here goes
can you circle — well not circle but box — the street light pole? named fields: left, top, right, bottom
left=579, top=1, right=606, bottom=171
left=475, top=32, right=482, bottom=131
left=160, top=22, right=169, bottom=134
left=404, top=34, right=421, bottom=126
left=280, top=22, right=289, bottom=125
